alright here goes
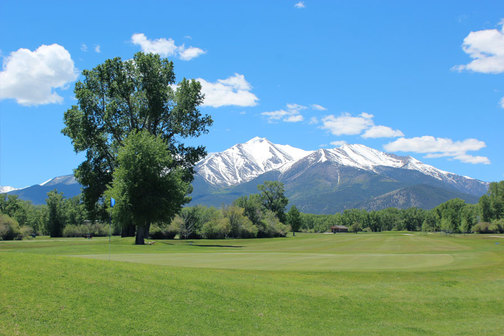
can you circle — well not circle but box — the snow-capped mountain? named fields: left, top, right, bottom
left=4, top=138, right=489, bottom=213
left=195, top=139, right=488, bottom=196
left=0, top=186, right=18, bottom=193
left=196, top=137, right=310, bottom=186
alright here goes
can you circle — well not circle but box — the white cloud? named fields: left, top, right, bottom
left=131, top=33, right=205, bottom=61
left=81, top=43, right=88, bottom=52
left=311, top=104, right=327, bottom=111
left=362, top=125, right=404, bottom=139
left=197, top=73, right=258, bottom=107
left=453, top=21, right=504, bottom=74
left=321, top=112, right=404, bottom=139
left=309, top=116, right=319, bottom=124
left=321, top=112, right=374, bottom=135
left=178, top=46, right=205, bottom=61
left=500, top=96, right=504, bottom=109
left=262, top=103, right=307, bottom=123
left=294, top=1, right=305, bottom=8
left=95, top=45, right=101, bottom=53
left=0, top=44, right=78, bottom=106
left=384, top=136, right=490, bottom=164
left=285, top=114, right=304, bottom=122
left=330, top=140, right=347, bottom=147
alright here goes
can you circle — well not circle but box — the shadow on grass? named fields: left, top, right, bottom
left=190, top=243, right=244, bottom=248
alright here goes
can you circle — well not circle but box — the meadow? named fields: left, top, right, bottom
left=1, top=232, right=503, bottom=335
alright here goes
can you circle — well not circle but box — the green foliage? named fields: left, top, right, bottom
left=149, top=223, right=178, bottom=239
left=63, top=52, right=212, bottom=221
left=106, top=130, right=192, bottom=244
left=258, top=210, right=290, bottom=237
left=233, top=194, right=263, bottom=227
left=258, top=181, right=288, bottom=223
left=201, top=217, right=231, bottom=239
left=287, top=205, right=302, bottom=235
left=0, top=213, right=21, bottom=240
left=46, top=190, right=66, bottom=237
left=421, top=211, right=438, bottom=232
left=349, top=221, right=362, bottom=233
left=62, top=222, right=109, bottom=237
left=223, top=206, right=257, bottom=238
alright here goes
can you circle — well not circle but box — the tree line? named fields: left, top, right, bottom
left=299, top=181, right=504, bottom=234
left=1, top=180, right=503, bottom=240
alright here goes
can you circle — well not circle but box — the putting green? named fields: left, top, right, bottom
left=74, top=250, right=499, bottom=272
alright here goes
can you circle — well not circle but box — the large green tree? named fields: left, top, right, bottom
left=258, top=181, right=288, bottom=223
left=46, top=190, right=66, bottom=237
left=62, top=52, right=212, bottom=238
left=287, top=205, right=302, bottom=236
left=106, top=130, right=191, bottom=244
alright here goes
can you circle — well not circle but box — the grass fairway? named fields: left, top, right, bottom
left=1, top=233, right=504, bottom=335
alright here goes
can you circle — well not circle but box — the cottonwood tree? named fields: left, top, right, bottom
left=106, top=130, right=190, bottom=244
left=258, top=181, right=288, bottom=223
left=63, top=52, right=212, bottom=243
left=287, top=205, right=302, bottom=236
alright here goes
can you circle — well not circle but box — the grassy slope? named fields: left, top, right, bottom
left=1, top=233, right=504, bottom=335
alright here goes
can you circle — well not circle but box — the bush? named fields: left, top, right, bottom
left=472, top=222, right=496, bottom=234
left=0, top=214, right=22, bottom=240
left=20, top=226, right=34, bottom=239
left=257, top=211, right=289, bottom=238
left=201, top=218, right=231, bottom=239
left=149, top=223, right=177, bottom=239
left=62, top=222, right=110, bottom=237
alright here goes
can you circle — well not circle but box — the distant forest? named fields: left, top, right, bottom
left=1, top=181, right=503, bottom=240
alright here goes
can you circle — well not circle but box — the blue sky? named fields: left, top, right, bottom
left=1, top=0, right=503, bottom=188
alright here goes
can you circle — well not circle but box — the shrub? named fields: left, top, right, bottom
left=258, top=211, right=289, bottom=238
left=0, top=214, right=22, bottom=240
left=62, top=222, right=110, bottom=237
left=20, top=226, right=34, bottom=239
left=201, top=218, right=231, bottom=239
left=149, top=223, right=177, bottom=239
left=472, top=222, right=495, bottom=234
left=63, top=224, right=85, bottom=237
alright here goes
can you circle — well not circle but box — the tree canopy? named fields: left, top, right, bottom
left=106, top=130, right=191, bottom=244
left=63, top=52, right=212, bottom=242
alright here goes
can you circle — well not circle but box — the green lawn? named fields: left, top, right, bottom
left=1, top=233, right=504, bottom=335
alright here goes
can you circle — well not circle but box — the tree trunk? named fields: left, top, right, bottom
left=135, top=222, right=151, bottom=245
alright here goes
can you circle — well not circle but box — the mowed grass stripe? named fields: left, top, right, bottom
left=73, top=250, right=499, bottom=271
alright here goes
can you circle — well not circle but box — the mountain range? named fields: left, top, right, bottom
left=2, top=137, right=488, bottom=214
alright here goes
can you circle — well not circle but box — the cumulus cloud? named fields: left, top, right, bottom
left=178, top=46, right=205, bottom=60
left=330, top=140, right=347, bottom=147
left=0, top=44, right=78, bottom=106
left=262, top=103, right=306, bottom=123
left=453, top=21, right=504, bottom=74
left=311, top=104, right=327, bottom=111
left=94, top=45, right=101, bottom=53
left=197, top=73, right=258, bottom=107
left=384, top=136, right=490, bottom=164
left=362, top=125, right=405, bottom=139
left=294, top=1, right=305, bottom=8
left=321, top=112, right=404, bottom=139
left=131, top=33, right=205, bottom=61
left=321, top=112, right=374, bottom=136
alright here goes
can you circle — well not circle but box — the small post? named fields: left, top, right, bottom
left=109, top=198, right=116, bottom=261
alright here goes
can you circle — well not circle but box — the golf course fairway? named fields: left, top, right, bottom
left=1, top=232, right=503, bottom=335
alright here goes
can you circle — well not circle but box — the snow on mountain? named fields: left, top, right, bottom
left=39, top=175, right=77, bottom=187
left=195, top=137, right=311, bottom=186
left=195, top=138, right=487, bottom=194
left=0, top=186, right=18, bottom=193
